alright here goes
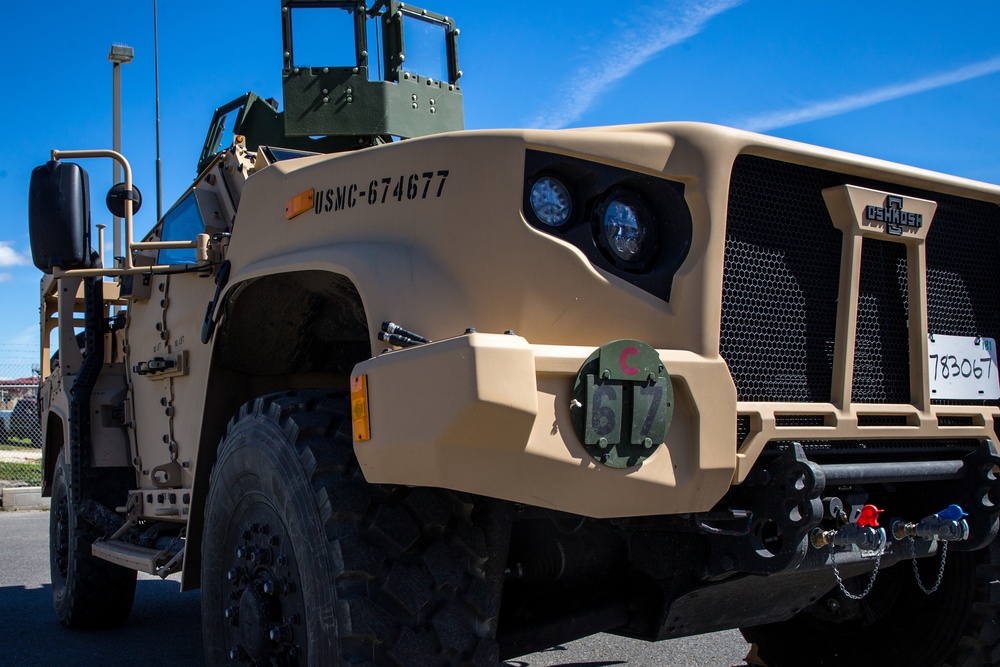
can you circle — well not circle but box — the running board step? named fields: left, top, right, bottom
left=92, top=539, right=183, bottom=577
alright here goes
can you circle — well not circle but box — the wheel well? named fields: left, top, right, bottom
left=42, top=411, right=65, bottom=495
left=182, top=270, right=371, bottom=590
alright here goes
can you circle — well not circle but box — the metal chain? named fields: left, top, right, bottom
left=830, top=544, right=882, bottom=601
left=909, top=537, right=948, bottom=595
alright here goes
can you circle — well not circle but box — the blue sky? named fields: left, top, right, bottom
left=1, top=0, right=998, bottom=364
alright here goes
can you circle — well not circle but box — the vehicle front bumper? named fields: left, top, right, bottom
left=351, top=332, right=737, bottom=518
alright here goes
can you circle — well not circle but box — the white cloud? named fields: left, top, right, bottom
left=0, top=243, right=29, bottom=268
left=528, top=0, right=746, bottom=129
left=735, top=54, right=1000, bottom=133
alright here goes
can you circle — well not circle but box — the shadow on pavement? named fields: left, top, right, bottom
left=0, top=578, right=204, bottom=667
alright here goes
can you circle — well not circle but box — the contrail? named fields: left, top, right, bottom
left=736, top=54, right=1000, bottom=132
left=528, top=0, right=746, bottom=129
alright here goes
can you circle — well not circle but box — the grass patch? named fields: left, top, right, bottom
left=0, top=462, right=42, bottom=486
left=0, top=443, right=37, bottom=452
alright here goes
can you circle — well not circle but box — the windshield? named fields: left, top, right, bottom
left=401, top=12, right=450, bottom=82
left=158, top=192, right=203, bottom=265
left=290, top=6, right=357, bottom=67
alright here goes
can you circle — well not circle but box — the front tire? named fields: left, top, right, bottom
left=201, top=391, right=500, bottom=666
left=49, top=449, right=137, bottom=628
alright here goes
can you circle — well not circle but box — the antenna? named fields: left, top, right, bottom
left=153, top=0, right=163, bottom=221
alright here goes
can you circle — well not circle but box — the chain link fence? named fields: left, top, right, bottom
left=0, top=345, right=42, bottom=489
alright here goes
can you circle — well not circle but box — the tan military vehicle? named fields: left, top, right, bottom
left=27, top=1, right=1000, bottom=665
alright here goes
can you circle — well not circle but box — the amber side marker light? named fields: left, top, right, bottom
left=351, top=375, right=371, bottom=442
left=286, top=189, right=314, bottom=220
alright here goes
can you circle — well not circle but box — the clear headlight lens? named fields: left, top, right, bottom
left=601, top=198, right=647, bottom=262
left=529, top=176, right=572, bottom=227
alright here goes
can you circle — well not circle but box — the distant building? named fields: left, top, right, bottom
left=0, top=377, right=40, bottom=409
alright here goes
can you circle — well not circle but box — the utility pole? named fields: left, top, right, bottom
left=109, top=43, right=134, bottom=270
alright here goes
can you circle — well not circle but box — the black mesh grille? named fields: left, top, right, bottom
left=938, top=416, right=975, bottom=427
left=723, top=154, right=1000, bottom=406
left=926, top=193, right=1000, bottom=406
left=927, top=199, right=1000, bottom=338
left=852, top=239, right=910, bottom=403
left=858, top=415, right=909, bottom=427
left=721, top=156, right=842, bottom=402
left=774, top=415, right=826, bottom=427
left=736, top=415, right=751, bottom=449
left=765, top=439, right=977, bottom=464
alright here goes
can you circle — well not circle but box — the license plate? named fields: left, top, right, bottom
left=927, top=334, right=1000, bottom=400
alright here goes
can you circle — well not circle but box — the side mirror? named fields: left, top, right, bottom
left=106, top=182, right=142, bottom=218
left=28, top=160, right=91, bottom=273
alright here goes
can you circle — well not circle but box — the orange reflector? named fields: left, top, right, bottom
left=285, top=189, right=314, bottom=220
left=351, top=375, right=371, bottom=442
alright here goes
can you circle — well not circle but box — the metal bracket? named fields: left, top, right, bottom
left=133, top=351, right=188, bottom=379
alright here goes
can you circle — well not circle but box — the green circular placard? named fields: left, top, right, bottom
left=570, top=340, right=674, bottom=468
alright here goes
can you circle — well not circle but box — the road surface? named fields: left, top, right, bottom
left=0, top=511, right=752, bottom=666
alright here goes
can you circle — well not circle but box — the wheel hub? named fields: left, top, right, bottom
left=222, top=503, right=305, bottom=666
left=240, top=580, right=282, bottom=660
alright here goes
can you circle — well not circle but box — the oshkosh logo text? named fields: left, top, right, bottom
left=864, top=195, right=922, bottom=236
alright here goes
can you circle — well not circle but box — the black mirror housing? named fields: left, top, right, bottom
left=28, top=160, right=91, bottom=273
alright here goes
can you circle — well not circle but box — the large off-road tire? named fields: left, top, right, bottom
left=49, top=449, right=137, bottom=628
left=201, top=391, right=500, bottom=666
left=742, top=541, right=1000, bottom=666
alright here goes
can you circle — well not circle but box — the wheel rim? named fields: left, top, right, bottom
left=51, top=482, right=70, bottom=584
left=221, top=498, right=307, bottom=666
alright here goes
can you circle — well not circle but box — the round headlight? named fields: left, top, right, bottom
left=529, top=176, right=572, bottom=227
left=600, top=196, right=649, bottom=263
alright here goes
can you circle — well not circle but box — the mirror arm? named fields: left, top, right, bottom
left=51, top=149, right=136, bottom=270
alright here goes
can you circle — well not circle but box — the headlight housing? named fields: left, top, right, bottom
left=528, top=176, right=573, bottom=227
left=522, top=150, right=692, bottom=303
left=595, top=191, right=653, bottom=267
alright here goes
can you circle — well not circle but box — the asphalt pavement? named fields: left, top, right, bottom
left=0, top=511, right=751, bottom=666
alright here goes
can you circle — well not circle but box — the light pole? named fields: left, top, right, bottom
left=109, top=43, right=134, bottom=270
